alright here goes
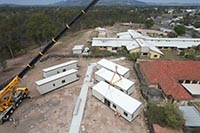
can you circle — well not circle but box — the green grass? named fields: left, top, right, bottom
left=160, top=50, right=189, bottom=61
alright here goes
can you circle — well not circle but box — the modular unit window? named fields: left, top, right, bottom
left=62, top=80, right=66, bottom=83
left=57, top=71, right=59, bottom=74
left=112, top=47, right=118, bottom=50
left=113, top=104, right=116, bottom=109
left=179, top=80, right=184, bottom=83
left=154, top=55, right=158, bottom=58
left=192, top=80, right=198, bottom=84
left=185, top=80, right=190, bottom=84
left=143, top=53, right=148, bottom=56
left=63, top=69, right=66, bottom=72
left=53, top=84, right=55, bottom=87
left=124, top=112, right=128, bottom=117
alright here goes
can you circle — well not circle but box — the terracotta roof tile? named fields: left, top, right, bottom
left=140, top=61, right=200, bottom=100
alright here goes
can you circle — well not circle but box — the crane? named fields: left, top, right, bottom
left=0, top=0, right=99, bottom=124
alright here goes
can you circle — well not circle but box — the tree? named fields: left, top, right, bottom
left=145, top=18, right=154, bottom=29
left=146, top=102, right=185, bottom=129
left=130, top=52, right=139, bottom=61
left=167, top=32, right=178, bottom=38
left=174, top=25, right=186, bottom=36
left=0, top=59, right=7, bottom=71
left=25, top=13, right=58, bottom=46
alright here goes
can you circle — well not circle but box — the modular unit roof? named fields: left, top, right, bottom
left=72, top=45, right=84, bottom=50
left=36, top=69, right=78, bottom=86
left=43, top=60, right=78, bottom=72
left=95, top=68, right=134, bottom=91
left=93, top=81, right=142, bottom=114
left=97, top=59, right=129, bottom=76
left=179, top=106, right=200, bottom=127
left=182, top=84, right=200, bottom=96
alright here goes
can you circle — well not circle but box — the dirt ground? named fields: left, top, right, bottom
left=0, top=25, right=148, bottom=133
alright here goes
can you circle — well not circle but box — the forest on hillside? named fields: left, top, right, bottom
left=0, top=6, right=164, bottom=67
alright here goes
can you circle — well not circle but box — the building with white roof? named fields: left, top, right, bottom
left=182, top=84, right=200, bottom=98
left=36, top=69, right=78, bottom=95
left=95, top=68, right=134, bottom=95
left=43, top=60, right=78, bottom=78
left=179, top=106, right=200, bottom=128
left=92, top=29, right=200, bottom=59
left=92, top=81, right=142, bottom=122
left=96, top=59, right=130, bottom=78
left=72, top=45, right=84, bottom=54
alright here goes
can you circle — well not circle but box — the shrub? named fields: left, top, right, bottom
left=146, top=102, right=185, bottom=129
left=129, top=52, right=139, bottom=61
left=167, top=32, right=178, bottom=38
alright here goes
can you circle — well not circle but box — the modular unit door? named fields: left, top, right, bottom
left=104, top=98, right=111, bottom=107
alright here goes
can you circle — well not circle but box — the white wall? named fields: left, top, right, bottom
left=92, top=88, right=140, bottom=122
left=37, top=72, right=78, bottom=95
left=43, top=63, right=78, bottom=78
left=94, top=73, right=133, bottom=95
left=73, top=49, right=82, bottom=54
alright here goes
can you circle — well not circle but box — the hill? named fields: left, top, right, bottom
left=53, top=0, right=147, bottom=7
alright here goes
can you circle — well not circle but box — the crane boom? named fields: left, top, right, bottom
left=0, top=0, right=99, bottom=124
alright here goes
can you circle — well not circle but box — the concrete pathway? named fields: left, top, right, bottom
left=69, top=57, right=126, bottom=133
left=69, top=63, right=95, bottom=133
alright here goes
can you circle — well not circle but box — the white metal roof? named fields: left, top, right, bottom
left=145, top=38, right=200, bottom=49
left=92, top=29, right=200, bottom=53
left=43, top=60, right=78, bottom=72
left=136, top=39, right=163, bottom=54
left=95, top=68, right=134, bottom=91
left=179, top=106, right=200, bottom=127
left=182, top=84, right=200, bottom=95
left=97, top=59, right=130, bottom=76
left=72, top=45, right=84, bottom=50
left=125, top=42, right=140, bottom=51
left=117, top=29, right=145, bottom=39
left=36, top=69, right=78, bottom=86
left=93, top=81, right=142, bottom=114
left=92, top=38, right=133, bottom=47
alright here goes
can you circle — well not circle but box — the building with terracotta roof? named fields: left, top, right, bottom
left=139, top=61, right=200, bottom=102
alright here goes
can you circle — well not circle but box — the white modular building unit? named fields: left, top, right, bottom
left=43, top=60, right=78, bottom=78
left=92, top=81, right=142, bottom=122
left=72, top=45, right=84, bottom=55
left=95, top=68, right=134, bottom=95
left=36, top=69, right=78, bottom=95
left=96, top=59, right=130, bottom=78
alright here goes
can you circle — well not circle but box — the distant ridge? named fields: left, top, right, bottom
left=0, top=0, right=200, bottom=7
left=53, top=0, right=147, bottom=7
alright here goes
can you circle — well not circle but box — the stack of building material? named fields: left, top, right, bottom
left=92, top=81, right=142, bottom=122
left=43, top=60, right=78, bottom=78
left=95, top=68, right=134, bottom=95
left=96, top=59, right=130, bottom=78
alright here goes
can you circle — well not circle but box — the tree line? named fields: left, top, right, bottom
left=0, top=6, right=160, bottom=67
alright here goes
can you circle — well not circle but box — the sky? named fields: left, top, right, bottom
left=0, top=0, right=200, bottom=5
